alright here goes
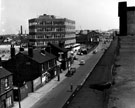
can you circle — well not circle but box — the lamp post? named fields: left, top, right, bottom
left=18, top=83, right=21, bottom=108
left=58, top=52, right=64, bottom=62
left=57, top=52, right=64, bottom=81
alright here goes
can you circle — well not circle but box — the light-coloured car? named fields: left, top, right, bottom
left=79, top=60, right=85, bottom=65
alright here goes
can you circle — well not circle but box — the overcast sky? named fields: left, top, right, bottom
left=0, top=0, right=135, bottom=34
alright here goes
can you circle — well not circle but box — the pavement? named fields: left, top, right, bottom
left=108, top=36, right=135, bottom=108
left=12, top=42, right=109, bottom=108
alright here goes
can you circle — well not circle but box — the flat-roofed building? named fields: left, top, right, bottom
left=28, top=14, right=76, bottom=48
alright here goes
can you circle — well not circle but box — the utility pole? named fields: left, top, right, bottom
left=18, top=83, right=21, bottom=108
left=57, top=52, right=64, bottom=81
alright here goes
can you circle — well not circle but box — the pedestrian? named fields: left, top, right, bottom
left=70, top=83, right=73, bottom=92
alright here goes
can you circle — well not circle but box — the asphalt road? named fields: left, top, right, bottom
left=31, top=42, right=109, bottom=108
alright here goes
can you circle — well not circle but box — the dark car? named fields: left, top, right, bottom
left=65, top=67, right=76, bottom=77
left=79, top=60, right=85, bottom=65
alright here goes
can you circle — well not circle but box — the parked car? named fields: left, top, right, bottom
left=81, top=48, right=87, bottom=54
left=79, top=60, right=85, bottom=65
left=92, top=50, right=97, bottom=54
left=77, top=51, right=83, bottom=55
left=65, top=67, right=76, bottom=77
left=74, top=56, right=78, bottom=60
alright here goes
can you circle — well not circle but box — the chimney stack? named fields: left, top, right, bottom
left=20, top=45, right=24, bottom=52
left=46, top=43, right=52, bottom=53
left=20, top=25, right=23, bottom=35
left=0, top=57, right=2, bottom=67
left=10, top=44, right=15, bottom=58
left=28, top=47, right=33, bottom=57
left=41, top=49, right=46, bottom=55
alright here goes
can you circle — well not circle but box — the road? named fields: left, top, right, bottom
left=31, top=42, right=110, bottom=108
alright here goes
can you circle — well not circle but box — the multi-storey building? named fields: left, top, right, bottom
left=118, top=2, right=135, bottom=35
left=28, top=14, right=76, bottom=48
left=0, top=66, right=13, bottom=108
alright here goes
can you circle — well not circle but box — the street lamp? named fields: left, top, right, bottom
left=57, top=52, right=64, bottom=81
left=58, top=52, right=64, bottom=61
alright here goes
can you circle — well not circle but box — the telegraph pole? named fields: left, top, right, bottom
left=18, top=83, right=21, bottom=108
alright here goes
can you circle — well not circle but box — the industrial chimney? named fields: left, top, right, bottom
left=20, top=25, right=23, bottom=35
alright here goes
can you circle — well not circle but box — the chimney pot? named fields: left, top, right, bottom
left=10, top=45, right=15, bottom=58
left=28, top=47, right=33, bottom=57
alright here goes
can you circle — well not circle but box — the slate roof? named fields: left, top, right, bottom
left=21, top=49, right=56, bottom=63
left=0, top=67, right=12, bottom=79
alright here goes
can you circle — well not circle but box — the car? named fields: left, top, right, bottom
left=65, top=67, right=76, bottom=77
left=92, top=50, right=97, bottom=54
left=74, top=56, right=78, bottom=60
left=79, top=60, right=85, bottom=65
left=77, top=51, right=83, bottom=55
left=70, top=67, right=76, bottom=74
left=81, top=48, right=87, bottom=54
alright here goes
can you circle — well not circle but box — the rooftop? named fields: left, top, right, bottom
left=0, top=67, right=12, bottom=79
left=21, top=49, right=56, bottom=63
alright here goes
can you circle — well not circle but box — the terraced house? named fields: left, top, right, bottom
left=0, top=65, right=13, bottom=108
left=28, top=14, right=76, bottom=48
left=2, top=45, right=58, bottom=101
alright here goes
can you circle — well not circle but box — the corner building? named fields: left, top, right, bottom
left=28, top=14, right=76, bottom=48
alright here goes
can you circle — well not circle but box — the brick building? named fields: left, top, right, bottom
left=0, top=65, right=13, bottom=108
left=118, top=2, right=135, bottom=35
left=45, top=43, right=70, bottom=70
left=3, top=45, right=58, bottom=101
left=76, top=30, right=100, bottom=44
left=28, top=14, right=76, bottom=48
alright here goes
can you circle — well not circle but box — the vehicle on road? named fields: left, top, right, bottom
left=79, top=60, right=85, bottom=65
left=74, top=56, right=78, bottom=60
left=92, top=50, right=97, bottom=54
left=65, top=67, right=76, bottom=77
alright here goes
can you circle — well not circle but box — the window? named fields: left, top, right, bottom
left=42, top=64, right=44, bottom=71
left=6, top=97, right=12, bottom=107
left=29, top=22, right=37, bottom=26
left=61, top=28, right=65, bottom=32
left=39, top=21, right=43, bottom=25
left=61, top=34, right=65, bottom=38
left=45, top=34, right=52, bottom=39
left=36, top=35, right=44, bottom=39
left=37, top=28, right=43, bottom=32
left=37, top=41, right=44, bottom=46
left=46, top=28, right=52, bottom=31
left=5, top=78, right=9, bottom=89
left=45, top=21, right=52, bottom=25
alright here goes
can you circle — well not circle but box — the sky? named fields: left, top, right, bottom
left=0, top=0, right=135, bottom=35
